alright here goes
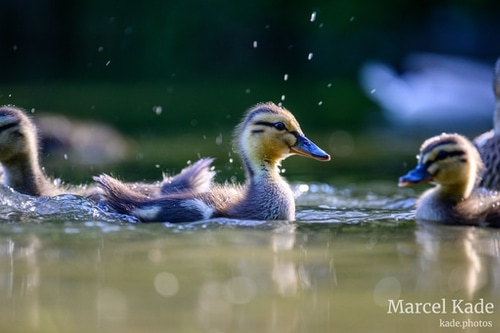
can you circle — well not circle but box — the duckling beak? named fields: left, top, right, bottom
left=291, top=134, right=331, bottom=161
left=398, top=164, right=432, bottom=187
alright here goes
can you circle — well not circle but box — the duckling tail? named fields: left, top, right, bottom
left=94, top=174, right=213, bottom=223
left=160, top=157, right=215, bottom=195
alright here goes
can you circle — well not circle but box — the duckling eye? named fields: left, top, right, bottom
left=273, top=122, right=287, bottom=131
left=436, top=150, right=448, bottom=160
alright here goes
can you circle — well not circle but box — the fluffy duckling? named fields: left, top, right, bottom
left=0, top=105, right=214, bottom=199
left=474, top=57, right=500, bottom=190
left=95, top=102, right=331, bottom=222
left=398, top=133, right=500, bottom=227
left=0, top=105, right=57, bottom=196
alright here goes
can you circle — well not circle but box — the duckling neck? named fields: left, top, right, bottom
left=436, top=182, right=473, bottom=202
left=2, top=154, right=50, bottom=196
left=243, top=155, right=281, bottom=180
left=238, top=158, right=294, bottom=220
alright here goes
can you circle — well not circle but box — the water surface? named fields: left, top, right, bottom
left=0, top=183, right=499, bottom=333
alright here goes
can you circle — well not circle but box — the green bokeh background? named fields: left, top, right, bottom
left=1, top=1, right=499, bottom=183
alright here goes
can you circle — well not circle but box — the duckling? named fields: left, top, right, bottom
left=95, top=102, right=331, bottom=222
left=0, top=105, right=214, bottom=199
left=474, top=57, right=500, bottom=190
left=0, top=105, right=57, bottom=196
left=398, top=133, right=500, bottom=227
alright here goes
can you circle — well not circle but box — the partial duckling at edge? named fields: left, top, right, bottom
left=95, top=102, right=331, bottom=222
left=0, top=105, right=214, bottom=199
left=399, top=133, right=500, bottom=227
left=474, top=57, right=500, bottom=190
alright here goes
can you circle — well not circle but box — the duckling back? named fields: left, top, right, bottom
left=94, top=173, right=216, bottom=223
left=475, top=57, right=500, bottom=190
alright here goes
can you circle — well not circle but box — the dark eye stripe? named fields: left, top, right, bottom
left=423, top=150, right=465, bottom=168
left=254, top=121, right=274, bottom=127
left=0, top=122, right=19, bottom=133
left=254, top=121, right=288, bottom=131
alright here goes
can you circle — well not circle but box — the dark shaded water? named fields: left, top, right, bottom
left=0, top=182, right=499, bottom=332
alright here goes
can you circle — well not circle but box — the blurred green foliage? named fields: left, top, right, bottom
left=1, top=0, right=500, bottom=133
left=1, top=1, right=499, bottom=182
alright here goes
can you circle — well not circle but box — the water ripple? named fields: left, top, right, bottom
left=0, top=182, right=416, bottom=227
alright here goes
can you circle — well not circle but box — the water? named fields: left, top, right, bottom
left=0, top=183, right=499, bottom=333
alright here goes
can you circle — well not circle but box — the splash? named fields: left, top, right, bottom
left=0, top=182, right=415, bottom=227
left=0, top=185, right=137, bottom=224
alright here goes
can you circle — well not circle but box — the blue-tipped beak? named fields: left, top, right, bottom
left=398, top=164, right=432, bottom=187
left=291, top=134, right=331, bottom=161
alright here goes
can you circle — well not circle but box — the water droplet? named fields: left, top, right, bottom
left=283, top=74, right=289, bottom=81
left=97, top=46, right=104, bottom=52
left=298, top=184, right=309, bottom=193
left=215, top=134, right=223, bottom=145
left=310, top=12, right=317, bottom=22
left=253, top=40, right=258, bottom=48
left=63, top=154, right=68, bottom=160
left=281, top=95, right=286, bottom=101
left=153, top=106, right=163, bottom=115
left=155, top=164, right=160, bottom=168
left=318, top=101, right=323, bottom=106
left=307, top=52, right=313, bottom=60
left=12, top=45, right=18, bottom=51
left=245, top=88, right=251, bottom=94
left=370, top=89, right=376, bottom=94
left=105, top=60, right=111, bottom=66
left=350, top=16, right=355, bottom=22
left=30, top=108, right=36, bottom=114
left=327, top=83, right=332, bottom=88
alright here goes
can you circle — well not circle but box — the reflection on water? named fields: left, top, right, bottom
left=0, top=183, right=499, bottom=332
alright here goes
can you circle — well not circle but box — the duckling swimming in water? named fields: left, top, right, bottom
left=474, top=57, right=500, bottom=190
left=0, top=105, right=214, bottom=199
left=399, top=133, right=500, bottom=227
left=0, top=105, right=58, bottom=196
left=95, top=102, right=331, bottom=222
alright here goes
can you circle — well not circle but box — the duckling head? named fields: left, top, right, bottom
left=0, top=106, right=39, bottom=164
left=398, top=133, right=483, bottom=199
left=234, top=102, right=330, bottom=175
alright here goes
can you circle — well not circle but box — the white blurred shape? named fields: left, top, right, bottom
left=360, top=53, right=494, bottom=126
